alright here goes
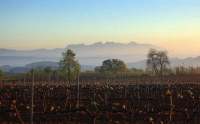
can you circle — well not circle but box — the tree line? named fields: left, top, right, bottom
left=0, top=48, right=200, bottom=81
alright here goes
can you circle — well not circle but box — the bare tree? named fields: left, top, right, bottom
left=146, top=49, right=170, bottom=76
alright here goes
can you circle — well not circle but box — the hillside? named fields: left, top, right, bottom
left=0, top=42, right=164, bottom=66
left=1, top=56, right=200, bottom=73
left=126, top=56, right=200, bottom=69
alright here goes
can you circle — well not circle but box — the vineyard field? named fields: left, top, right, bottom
left=0, top=75, right=200, bottom=124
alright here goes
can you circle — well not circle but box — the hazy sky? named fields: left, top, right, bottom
left=0, top=0, right=200, bottom=55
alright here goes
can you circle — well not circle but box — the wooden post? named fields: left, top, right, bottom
left=106, top=72, right=108, bottom=87
left=81, top=77, right=84, bottom=87
left=76, top=70, right=79, bottom=108
left=30, top=69, right=34, bottom=124
left=48, top=75, right=50, bottom=97
left=125, top=73, right=127, bottom=99
left=67, top=75, right=68, bottom=86
left=42, top=72, right=43, bottom=83
left=49, top=75, right=51, bottom=86
left=24, top=75, right=25, bottom=83
left=169, top=90, right=173, bottom=123
left=137, top=74, right=140, bottom=99
left=105, top=72, right=108, bottom=105
left=148, top=75, right=150, bottom=94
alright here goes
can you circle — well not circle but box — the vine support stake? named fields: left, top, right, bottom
left=30, top=69, right=34, bottom=124
left=125, top=73, right=127, bottom=99
left=76, top=70, right=79, bottom=108
left=105, top=72, right=108, bottom=105
left=137, top=74, right=140, bottom=99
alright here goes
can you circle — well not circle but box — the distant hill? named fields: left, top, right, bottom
left=1, top=56, right=200, bottom=73
left=0, top=42, right=165, bottom=66
left=1, top=42, right=198, bottom=68
left=25, top=61, right=58, bottom=68
left=170, top=56, right=200, bottom=67
left=25, top=61, right=96, bottom=72
left=1, top=42, right=199, bottom=73
left=0, top=61, right=96, bottom=73
left=126, top=56, right=200, bottom=69
left=0, top=56, right=60, bottom=66
left=0, top=65, right=13, bottom=72
left=0, top=42, right=164, bottom=57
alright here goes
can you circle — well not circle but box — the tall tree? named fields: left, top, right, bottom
left=44, top=66, right=52, bottom=74
left=100, top=59, right=127, bottom=74
left=146, top=49, right=170, bottom=76
left=59, top=49, right=81, bottom=81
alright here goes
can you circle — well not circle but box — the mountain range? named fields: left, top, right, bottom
left=0, top=42, right=165, bottom=66
left=0, top=42, right=199, bottom=73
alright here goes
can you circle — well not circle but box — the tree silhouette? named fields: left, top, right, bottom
left=59, top=49, right=81, bottom=81
left=146, top=49, right=170, bottom=76
left=100, top=59, right=127, bottom=74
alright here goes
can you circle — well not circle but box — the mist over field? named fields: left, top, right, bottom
left=0, top=42, right=197, bottom=66
left=0, top=42, right=199, bottom=73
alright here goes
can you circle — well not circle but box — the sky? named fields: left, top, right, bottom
left=0, top=0, right=200, bottom=56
